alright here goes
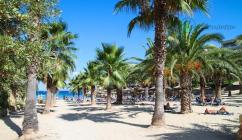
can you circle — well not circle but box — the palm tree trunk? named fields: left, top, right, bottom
left=43, top=88, right=52, bottom=114
left=91, top=85, right=96, bottom=105
left=43, top=76, right=57, bottom=114
left=82, top=85, right=87, bottom=102
left=144, top=86, right=149, bottom=101
left=22, top=63, right=39, bottom=134
left=228, top=90, right=232, bottom=97
left=77, top=87, right=80, bottom=98
left=163, top=78, right=167, bottom=102
left=151, top=0, right=166, bottom=126
left=180, top=72, right=192, bottom=114
left=200, top=76, right=206, bottom=103
left=239, top=81, right=242, bottom=95
left=50, top=87, right=57, bottom=107
left=106, top=88, right=112, bottom=110
left=214, top=75, right=222, bottom=99
left=116, top=88, right=123, bottom=104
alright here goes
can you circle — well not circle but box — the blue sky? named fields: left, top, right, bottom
left=38, top=0, right=242, bottom=90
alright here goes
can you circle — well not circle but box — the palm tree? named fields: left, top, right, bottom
left=219, top=35, right=242, bottom=95
left=40, top=22, right=77, bottom=114
left=168, top=21, right=223, bottom=113
left=115, top=63, right=131, bottom=104
left=132, top=39, right=155, bottom=100
left=84, top=61, right=100, bottom=105
left=69, top=75, right=82, bottom=97
left=96, top=43, right=126, bottom=110
left=133, top=39, right=180, bottom=102
left=235, top=35, right=242, bottom=94
left=196, top=57, right=208, bottom=104
left=79, top=73, right=88, bottom=101
left=115, top=0, right=209, bottom=126
left=206, top=47, right=241, bottom=99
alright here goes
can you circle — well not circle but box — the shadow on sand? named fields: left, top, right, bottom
left=59, top=105, right=150, bottom=128
left=60, top=104, right=238, bottom=140
left=147, top=124, right=237, bottom=140
left=2, top=116, right=22, bottom=137
left=71, top=106, right=104, bottom=112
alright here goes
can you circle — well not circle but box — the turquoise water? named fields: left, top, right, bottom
left=37, top=90, right=83, bottom=100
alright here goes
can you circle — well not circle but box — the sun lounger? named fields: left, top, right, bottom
left=75, top=98, right=83, bottom=104
left=169, top=96, right=178, bottom=101
left=195, top=97, right=222, bottom=106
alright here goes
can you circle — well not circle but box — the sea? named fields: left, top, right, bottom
left=36, top=90, right=83, bottom=100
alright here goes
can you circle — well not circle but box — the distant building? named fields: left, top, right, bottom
left=223, top=39, right=241, bottom=49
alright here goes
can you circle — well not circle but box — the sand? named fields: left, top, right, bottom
left=0, top=93, right=241, bottom=140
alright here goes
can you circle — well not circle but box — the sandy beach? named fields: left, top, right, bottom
left=0, top=93, right=241, bottom=140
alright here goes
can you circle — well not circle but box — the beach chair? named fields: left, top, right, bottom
left=195, top=96, right=207, bottom=106
left=75, top=98, right=82, bottom=104
left=195, top=97, right=202, bottom=104
left=212, top=98, right=222, bottom=106
left=169, top=95, right=177, bottom=101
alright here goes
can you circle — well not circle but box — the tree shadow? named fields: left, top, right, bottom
left=121, top=105, right=153, bottom=113
left=71, top=106, right=104, bottom=112
left=147, top=123, right=236, bottom=140
left=59, top=111, right=149, bottom=128
left=119, top=105, right=153, bottom=118
left=66, top=103, right=91, bottom=107
left=37, top=108, right=55, bottom=114
left=2, top=117, right=22, bottom=137
left=223, top=118, right=239, bottom=123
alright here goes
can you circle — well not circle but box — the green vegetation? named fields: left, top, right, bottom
left=167, top=21, right=223, bottom=113
left=0, top=0, right=76, bottom=135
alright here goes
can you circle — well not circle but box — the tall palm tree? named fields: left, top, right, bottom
left=114, top=0, right=209, bottom=126
left=40, top=22, right=77, bottom=114
left=168, top=21, right=223, bottom=113
left=96, top=43, right=126, bottom=110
